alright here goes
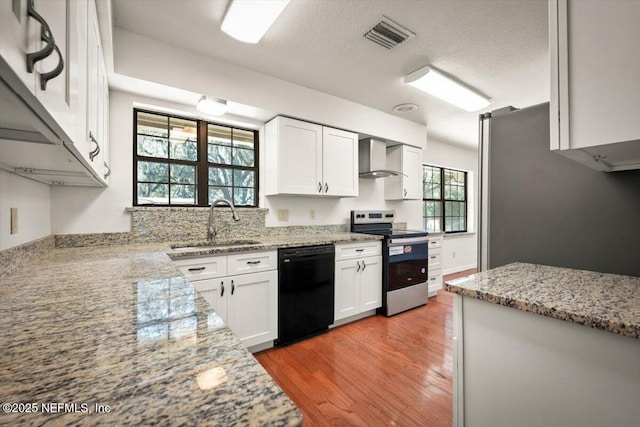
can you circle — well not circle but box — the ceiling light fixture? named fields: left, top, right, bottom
left=221, top=0, right=290, bottom=44
left=404, top=66, right=491, bottom=112
left=197, top=96, right=228, bottom=116
left=392, top=103, right=418, bottom=113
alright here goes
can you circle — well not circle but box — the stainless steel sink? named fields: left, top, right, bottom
left=171, top=240, right=262, bottom=251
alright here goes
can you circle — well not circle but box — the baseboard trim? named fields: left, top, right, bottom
left=444, top=263, right=477, bottom=276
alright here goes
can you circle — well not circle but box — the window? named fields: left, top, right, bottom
left=423, top=165, right=467, bottom=233
left=134, top=109, right=258, bottom=207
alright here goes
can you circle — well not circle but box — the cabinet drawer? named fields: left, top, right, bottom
left=428, top=237, right=443, bottom=249
left=428, top=270, right=443, bottom=288
left=227, top=251, right=277, bottom=276
left=174, top=256, right=227, bottom=281
left=428, top=252, right=442, bottom=270
left=335, top=241, right=381, bottom=261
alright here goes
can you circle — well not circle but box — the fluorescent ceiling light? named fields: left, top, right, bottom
left=221, top=0, right=290, bottom=44
left=197, top=96, right=228, bottom=116
left=404, top=66, right=491, bottom=112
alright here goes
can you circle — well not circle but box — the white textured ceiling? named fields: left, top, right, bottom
left=112, top=0, right=549, bottom=148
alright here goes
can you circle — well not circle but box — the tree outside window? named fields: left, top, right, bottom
left=134, top=109, right=258, bottom=207
left=423, top=165, right=467, bottom=233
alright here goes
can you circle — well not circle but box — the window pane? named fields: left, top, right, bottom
left=233, top=147, right=254, bottom=167
left=208, top=186, right=232, bottom=204
left=137, top=135, right=168, bottom=158
left=170, top=139, right=197, bottom=161
left=208, top=125, right=231, bottom=145
left=170, top=184, right=196, bottom=205
left=208, top=167, right=233, bottom=186
left=233, top=128, right=255, bottom=148
left=138, top=162, right=168, bottom=183
left=233, top=169, right=254, bottom=187
left=170, top=164, right=196, bottom=184
left=138, top=183, right=169, bottom=204
left=137, top=112, right=168, bottom=137
left=233, top=187, right=254, bottom=206
left=208, top=143, right=232, bottom=164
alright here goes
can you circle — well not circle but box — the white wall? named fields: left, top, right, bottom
left=113, top=28, right=426, bottom=149
left=0, top=170, right=51, bottom=250
left=423, top=139, right=479, bottom=274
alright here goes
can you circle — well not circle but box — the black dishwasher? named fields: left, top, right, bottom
left=276, top=245, right=335, bottom=346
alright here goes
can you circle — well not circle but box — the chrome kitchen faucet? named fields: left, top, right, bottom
left=208, top=198, right=240, bottom=241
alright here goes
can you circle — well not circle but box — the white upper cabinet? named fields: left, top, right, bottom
left=265, top=116, right=358, bottom=197
left=385, top=144, right=422, bottom=200
left=550, top=0, right=640, bottom=171
left=322, top=126, right=358, bottom=197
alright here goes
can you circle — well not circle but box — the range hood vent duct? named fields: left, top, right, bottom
left=359, top=138, right=403, bottom=179
left=363, top=16, right=416, bottom=50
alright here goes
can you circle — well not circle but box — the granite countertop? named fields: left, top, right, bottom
left=445, top=262, right=640, bottom=339
left=0, top=232, right=382, bottom=425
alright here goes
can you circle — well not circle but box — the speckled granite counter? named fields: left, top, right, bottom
left=0, top=243, right=303, bottom=426
left=445, top=262, right=640, bottom=339
left=0, top=233, right=382, bottom=426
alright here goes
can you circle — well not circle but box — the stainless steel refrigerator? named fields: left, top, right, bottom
left=478, top=102, right=640, bottom=277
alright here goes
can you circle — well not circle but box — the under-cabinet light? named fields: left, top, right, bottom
left=404, top=66, right=491, bottom=112
left=221, top=0, right=290, bottom=44
left=197, top=96, right=228, bottom=116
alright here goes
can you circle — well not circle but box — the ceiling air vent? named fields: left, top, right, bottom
left=363, top=16, right=415, bottom=50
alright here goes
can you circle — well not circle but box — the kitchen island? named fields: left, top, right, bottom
left=445, top=262, right=640, bottom=427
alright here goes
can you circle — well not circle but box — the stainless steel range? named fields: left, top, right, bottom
left=350, top=210, right=429, bottom=316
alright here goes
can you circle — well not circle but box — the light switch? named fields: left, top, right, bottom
left=10, top=208, right=18, bottom=234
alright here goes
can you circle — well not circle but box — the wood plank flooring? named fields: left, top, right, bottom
left=255, top=269, right=476, bottom=427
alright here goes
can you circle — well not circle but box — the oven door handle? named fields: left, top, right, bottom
left=388, top=236, right=429, bottom=246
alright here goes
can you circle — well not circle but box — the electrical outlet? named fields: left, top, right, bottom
left=277, top=209, right=289, bottom=222
left=10, top=208, right=18, bottom=234
left=309, top=209, right=316, bottom=220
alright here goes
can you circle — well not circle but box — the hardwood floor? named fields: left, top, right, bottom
left=255, top=269, right=476, bottom=427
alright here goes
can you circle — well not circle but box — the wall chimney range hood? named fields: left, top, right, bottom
left=358, top=138, right=403, bottom=178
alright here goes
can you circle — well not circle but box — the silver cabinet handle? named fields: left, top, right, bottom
left=103, top=162, right=111, bottom=179
left=220, top=281, right=224, bottom=297
left=324, top=182, right=329, bottom=193
left=89, top=132, right=100, bottom=161
left=318, top=182, right=322, bottom=193
left=231, top=279, right=235, bottom=295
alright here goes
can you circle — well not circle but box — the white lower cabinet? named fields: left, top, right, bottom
left=175, top=251, right=277, bottom=350
left=334, top=241, right=382, bottom=322
left=427, top=233, right=444, bottom=297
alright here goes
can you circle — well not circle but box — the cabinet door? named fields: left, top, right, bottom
left=322, top=127, right=358, bottom=197
left=0, top=0, right=37, bottom=92
left=226, top=270, right=277, bottom=348
left=193, top=278, right=228, bottom=323
left=402, top=145, right=423, bottom=199
left=276, top=117, right=323, bottom=195
left=359, top=255, right=382, bottom=312
left=334, top=259, right=359, bottom=321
